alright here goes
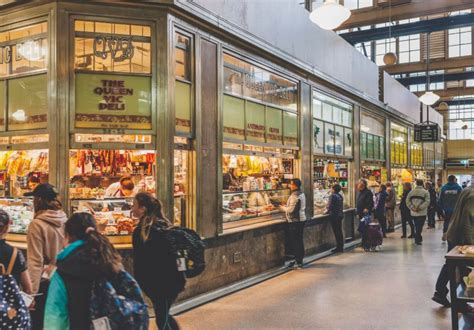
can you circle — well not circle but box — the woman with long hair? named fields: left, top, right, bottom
left=132, top=192, right=185, bottom=330
left=44, top=212, right=123, bottom=329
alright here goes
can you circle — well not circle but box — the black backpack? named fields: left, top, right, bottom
left=164, top=227, right=206, bottom=278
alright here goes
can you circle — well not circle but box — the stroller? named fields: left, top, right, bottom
left=358, top=214, right=383, bottom=252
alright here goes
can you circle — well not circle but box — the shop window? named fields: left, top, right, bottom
left=223, top=53, right=298, bottom=111
left=246, top=102, right=265, bottom=143
left=69, top=149, right=156, bottom=199
left=267, top=107, right=283, bottom=144
left=0, top=149, right=49, bottom=199
left=283, top=111, right=298, bottom=146
left=222, top=154, right=293, bottom=226
left=313, top=158, right=350, bottom=216
left=312, top=91, right=353, bottom=157
left=175, top=32, right=193, bottom=135
left=174, top=148, right=194, bottom=229
left=223, top=95, right=245, bottom=141
left=8, top=74, right=48, bottom=131
left=313, top=119, right=324, bottom=154
left=74, top=20, right=151, bottom=73
left=0, top=22, right=48, bottom=77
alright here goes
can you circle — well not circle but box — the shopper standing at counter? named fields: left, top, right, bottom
left=356, top=179, right=374, bottom=220
left=280, top=179, right=306, bottom=268
left=105, top=177, right=136, bottom=198
left=374, top=184, right=388, bottom=238
left=327, top=184, right=344, bottom=253
left=25, top=183, right=67, bottom=329
left=385, top=182, right=396, bottom=233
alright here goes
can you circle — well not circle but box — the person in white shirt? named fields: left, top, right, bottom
left=105, top=177, right=135, bottom=198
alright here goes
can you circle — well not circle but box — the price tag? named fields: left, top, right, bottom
left=176, top=257, right=187, bottom=272
left=92, top=317, right=112, bottom=330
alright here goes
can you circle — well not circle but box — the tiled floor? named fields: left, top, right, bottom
left=175, top=222, right=453, bottom=329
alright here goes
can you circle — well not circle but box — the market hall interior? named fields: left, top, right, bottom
left=1, top=0, right=474, bottom=329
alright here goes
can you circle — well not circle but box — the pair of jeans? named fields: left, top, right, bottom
left=374, top=210, right=387, bottom=235
left=151, top=295, right=179, bottom=330
left=427, top=207, right=436, bottom=227
left=401, top=215, right=414, bottom=237
left=443, top=212, right=452, bottom=233
left=413, top=216, right=426, bottom=244
left=286, top=221, right=305, bottom=264
left=330, top=215, right=344, bottom=250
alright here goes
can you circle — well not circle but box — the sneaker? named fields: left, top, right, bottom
left=442, top=233, right=447, bottom=242
left=432, top=292, right=451, bottom=307
left=415, top=241, right=422, bottom=245
left=408, top=234, right=414, bottom=238
left=286, top=261, right=296, bottom=269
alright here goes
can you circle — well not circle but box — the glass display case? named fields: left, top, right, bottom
left=361, top=163, right=387, bottom=194
left=222, top=153, right=295, bottom=225
left=391, top=168, right=413, bottom=200
left=223, top=189, right=290, bottom=223
left=70, top=198, right=134, bottom=244
left=313, top=158, right=350, bottom=216
left=0, top=198, right=34, bottom=234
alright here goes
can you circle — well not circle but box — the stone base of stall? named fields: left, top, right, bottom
left=170, top=210, right=356, bottom=302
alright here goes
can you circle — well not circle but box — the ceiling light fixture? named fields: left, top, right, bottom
left=383, top=0, right=397, bottom=65
left=419, top=32, right=440, bottom=106
left=309, top=0, right=351, bottom=31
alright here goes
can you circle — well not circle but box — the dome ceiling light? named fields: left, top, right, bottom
left=309, top=0, right=351, bottom=31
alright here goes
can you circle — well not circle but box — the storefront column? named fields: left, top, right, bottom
left=385, top=117, right=391, bottom=182
left=407, top=128, right=412, bottom=170
left=353, top=105, right=361, bottom=194
left=195, top=38, right=220, bottom=237
left=49, top=7, right=69, bottom=200
left=299, top=82, right=312, bottom=219
left=157, top=15, right=175, bottom=220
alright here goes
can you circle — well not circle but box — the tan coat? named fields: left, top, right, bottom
left=27, top=210, right=68, bottom=293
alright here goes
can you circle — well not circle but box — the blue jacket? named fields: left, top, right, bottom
left=44, top=240, right=85, bottom=330
left=439, top=182, right=463, bottom=215
left=375, top=191, right=388, bottom=214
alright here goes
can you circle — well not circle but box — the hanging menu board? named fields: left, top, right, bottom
left=414, top=122, right=440, bottom=142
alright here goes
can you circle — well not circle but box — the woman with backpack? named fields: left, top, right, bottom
left=44, top=212, right=148, bottom=329
left=132, top=192, right=186, bottom=330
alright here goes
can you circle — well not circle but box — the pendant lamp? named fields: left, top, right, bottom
left=309, top=0, right=351, bottom=30
left=419, top=91, right=440, bottom=106
left=383, top=1, right=397, bottom=65
left=419, top=32, right=440, bottom=106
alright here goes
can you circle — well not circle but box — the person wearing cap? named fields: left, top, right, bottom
left=25, top=183, right=68, bottom=329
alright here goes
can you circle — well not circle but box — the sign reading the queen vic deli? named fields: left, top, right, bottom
left=414, top=122, right=440, bottom=142
left=75, top=73, right=151, bottom=129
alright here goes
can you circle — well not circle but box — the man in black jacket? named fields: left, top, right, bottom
left=356, top=179, right=374, bottom=219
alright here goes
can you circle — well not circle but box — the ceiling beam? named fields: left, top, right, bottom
left=397, top=71, right=474, bottom=86
left=338, top=0, right=474, bottom=30
left=340, top=13, right=474, bottom=44
left=414, top=87, right=474, bottom=98
left=444, top=98, right=474, bottom=106
left=383, top=57, right=474, bottom=75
